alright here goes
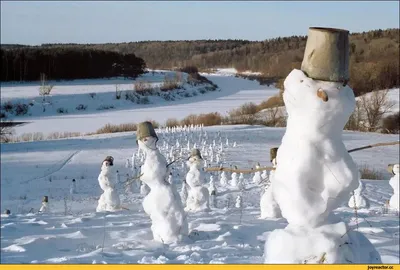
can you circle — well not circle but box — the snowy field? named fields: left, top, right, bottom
left=1, top=70, right=278, bottom=136
left=1, top=125, right=399, bottom=264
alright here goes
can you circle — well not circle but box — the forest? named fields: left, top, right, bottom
left=0, top=48, right=146, bottom=82
left=1, top=28, right=398, bottom=96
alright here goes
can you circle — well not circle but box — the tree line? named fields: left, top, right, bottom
left=1, top=28, right=398, bottom=96
left=1, top=47, right=146, bottom=82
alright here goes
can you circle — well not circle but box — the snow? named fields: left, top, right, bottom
left=1, top=70, right=278, bottom=136
left=265, top=69, right=382, bottom=264
left=1, top=124, right=399, bottom=264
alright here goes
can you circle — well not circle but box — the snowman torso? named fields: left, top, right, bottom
left=273, top=69, right=359, bottom=227
left=140, top=150, right=168, bottom=188
left=96, top=162, right=121, bottom=212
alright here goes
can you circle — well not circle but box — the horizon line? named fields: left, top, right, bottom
left=1, top=27, right=397, bottom=47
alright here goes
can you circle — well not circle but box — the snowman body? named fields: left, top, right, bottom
left=265, top=69, right=381, bottom=264
left=139, top=137, right=188, bottom=244
left=185, top=157, right=210, bottom=212
left=220, top=171, right=228, bottom=186
left=348, top=181, right=369, bottom=209
left=96, top=161, right=121, bottom=212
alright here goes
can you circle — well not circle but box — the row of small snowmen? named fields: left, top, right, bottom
left=121, top=123, right=245, bottom=198
left=346, top=163, right=399, bottom=214
left=93, top=121, right=279, bottom=244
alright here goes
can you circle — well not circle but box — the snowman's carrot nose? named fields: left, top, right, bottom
left=317, top=88, right=329, bottom=102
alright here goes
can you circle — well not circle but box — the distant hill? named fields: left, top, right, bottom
left=1, top=28, right=398, bottom=95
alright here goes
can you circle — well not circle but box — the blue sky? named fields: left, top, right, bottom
left=1, top=1, right=399, bottom=45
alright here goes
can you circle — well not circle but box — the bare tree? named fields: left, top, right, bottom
left=360, top=89, right=394, bottom=132
left=0, top=117, right=14, bottom=143
left=39, top=73, right=54, bottom=112
left=115, top=84, right=122, bottom=99
left=265, top=106, right=285, bottom=127
left=345, top=100, right=365, bottom=131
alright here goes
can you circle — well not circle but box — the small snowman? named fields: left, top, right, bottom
left=70, top=179, right=77, bottom=195
left=235, top=195, right=242, bottom=208
left=125, top=158, right=131, bottom=169
left=136, top=121, right=188, bottom=244
left=220, top=169, right=228, bottom=186
left=348, top=180, right=369, bottom=209
left=260, top=148, right=282, bottom=219
left=388, top=164, right=399, bottom=211
left=253, top=163, right=262, bottom=184
left=208, top=175, right=217, bottom=196
left=39, top=196, right=50, bottom=213
left=96, top=156, right=121, bottom=212
left=185, top=149, right=210, bottom=212
left=238, top=173, right=245, bottom=190
left=167, top=172, right=174, bottom=185
left=209, top=176, right=217, bottom=208
left=230, top=166, right=239, bottom=187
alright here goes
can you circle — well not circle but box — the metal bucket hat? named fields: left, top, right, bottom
left=137, top=121, right=158, bottom=142
left=190, top=148, right=203, bottom=160
left=104, top=156, right=114, bottom=166
left=301, top=27, right=350, bottom=84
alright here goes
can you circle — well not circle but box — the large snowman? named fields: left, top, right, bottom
left=96, top=156, right=121, bottom=212
left=264, top=27, right=381, bottom=264
left=260, top=147, right=282, bottom=219
left=136, top=121, right=188, bottom=244
left=185, top=149, right=210, bottom=212
left=388, top=164, right=399, bottom=211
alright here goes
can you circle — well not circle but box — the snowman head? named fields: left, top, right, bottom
left=101, top=156, right=114, bottom=172
left=136, top=121, right=158, bottom=151
left=283, top=69, right=355, bottom=136
left=187, top=155, right=204, bottom=168
left=393, top=164, right=400, bottom=175
left=138, top=136, right=158, bottom=152
left=187, top=149, right=204, bottom=168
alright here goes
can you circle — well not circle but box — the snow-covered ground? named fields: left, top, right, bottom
left=1, top=70, right=278, bottom=136
left=1, top=125, right=399, bottom=264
